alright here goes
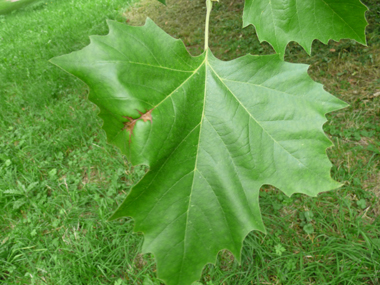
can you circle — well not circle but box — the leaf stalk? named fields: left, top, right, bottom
left=204, top=0, right=213, bottom=51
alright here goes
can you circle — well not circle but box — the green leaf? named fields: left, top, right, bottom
left=356, top=198, right=367, bottom=209
left=143, top=275, right=156, bottom=285
left=304, top=210, right=314, bottom=222
left=274, top=244, right=286, bottom=256
left=243, top=0, right=368, bottom=57
left=3, top=189, right=23, bottom=195
left=303, top=223, right=314, bottom=234
left=13, top=199, right=27, bottom=210
left=51, top=19, right=346, bottom=285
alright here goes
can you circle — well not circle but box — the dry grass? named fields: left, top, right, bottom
left=124, top=0, right=206, bottom=54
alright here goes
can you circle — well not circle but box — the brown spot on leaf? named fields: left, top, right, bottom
left=122, top=108, right=154, bottom=143
left=137, top=109, right=153, bottom=123
left=123, top=116, right=137, bottom=133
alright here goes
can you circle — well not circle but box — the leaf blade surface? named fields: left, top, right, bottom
left=243, top=0, right=368, bottom=57
left=51, top=20, right=347, bottom=285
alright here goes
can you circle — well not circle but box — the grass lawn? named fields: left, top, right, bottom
left=1, top=0, right=380, bottom=284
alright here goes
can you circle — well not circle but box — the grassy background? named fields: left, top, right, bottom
left=0, top=0, right=379, bottom=284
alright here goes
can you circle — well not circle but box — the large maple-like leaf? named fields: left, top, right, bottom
left=51, top=20, right=347, bottom=285
left=243, top=0, right=368, bottom=57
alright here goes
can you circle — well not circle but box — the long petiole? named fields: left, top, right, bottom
left=204, top=0, right=213, bottom=51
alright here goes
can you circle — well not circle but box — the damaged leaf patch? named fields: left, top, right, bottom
left=123, top=109, right=153, bottom=142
